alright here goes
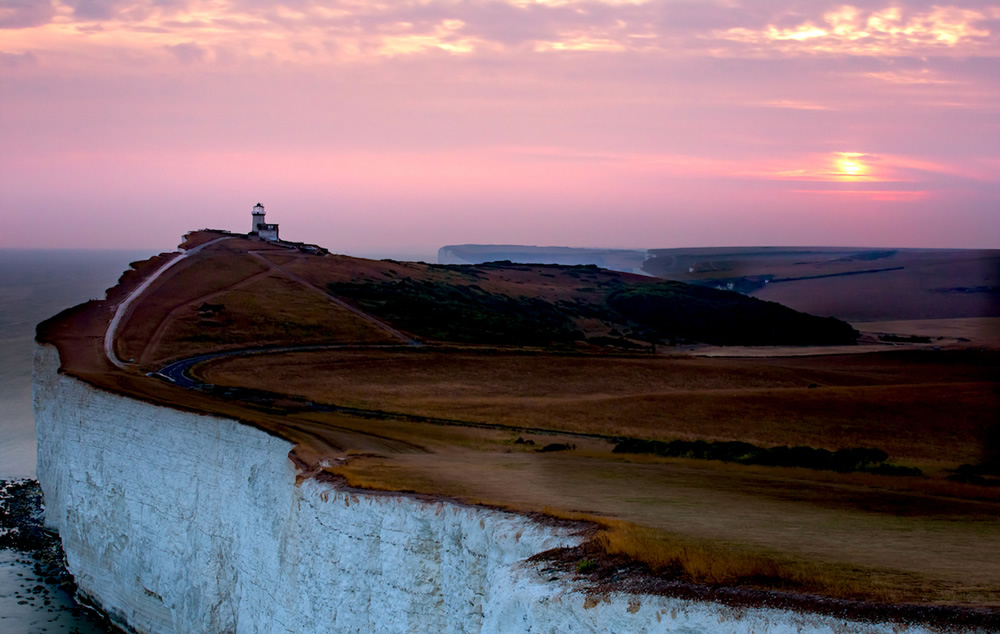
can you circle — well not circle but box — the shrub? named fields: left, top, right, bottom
left=538, top=443, right=574, bottom=453
left=613, top=437, right=919, bottom=476
left=576, top=558, right=597, bottom=573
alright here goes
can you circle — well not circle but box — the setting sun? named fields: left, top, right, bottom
left=838, top=158, right=864, bottom=175
left=833, top=152, right=870, bottom=179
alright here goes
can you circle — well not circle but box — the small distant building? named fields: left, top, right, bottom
left=250, top=202, right=279, bottom=241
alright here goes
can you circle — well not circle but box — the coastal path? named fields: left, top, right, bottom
left=247, top=250, right=420, bottom=346
left=104, top=236, right=234, bottom=370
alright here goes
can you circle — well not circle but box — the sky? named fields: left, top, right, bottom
left=1, top=0, right=998, bottom=257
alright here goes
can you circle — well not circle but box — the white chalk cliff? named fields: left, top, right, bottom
left=34, top=343, right=936, bottom=633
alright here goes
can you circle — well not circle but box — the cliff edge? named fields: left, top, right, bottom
left=34, top=343, right=954, bottom=633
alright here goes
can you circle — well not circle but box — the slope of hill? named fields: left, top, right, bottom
left=326, top=262, right=858, bottom=347
left=32, top=230, right=1000, bottom=618
left=75, top=238, right=857, bottom=367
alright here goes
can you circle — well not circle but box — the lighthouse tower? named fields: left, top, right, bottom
left=250, top=202, right=280, bottom=241
left=251, top=202, right=266, bottom=233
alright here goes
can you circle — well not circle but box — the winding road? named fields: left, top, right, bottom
left=105, top=237, right=419, bottom=372
left=104, top=236, right=234, bottom=369
left=102, top=236, right=432, bottom=454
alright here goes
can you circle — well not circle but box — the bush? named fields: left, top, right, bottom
left=576, top=558, right=597, bottom=573
left=613, top=438, right=919, bottom=476
left=538, top=443, right=574, bottom=453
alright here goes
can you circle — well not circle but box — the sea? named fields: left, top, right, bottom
left=0, top=248, right=152, bottom=633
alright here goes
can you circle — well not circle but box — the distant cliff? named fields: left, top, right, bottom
left=438, top=244, right=649, bottom=274
left=33, top=343, right=939, bottom=633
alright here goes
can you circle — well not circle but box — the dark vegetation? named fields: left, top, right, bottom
left=538, top=443, right=575, bottom=453
left=949, top=423, right=1000, bottom=486
left=196, top=302, right=224, bottom=314
left=834, top=250, right=898, bottom=262
left=327, top=265, right=858, bottom=347
left=575, top=558, right=597, bottom=573
left=584, top=335, right=651, bottom=350
left=327, top=278, right=582, bottom=345
left=949, top=465, right=1000, bottom=486
left=612, top=439, right=921, bottom=476
left=691, top=276, right=773, bottom=294
left=606, top=282, right=859, bottom=346
left=879, top=334, right=933, bottom=344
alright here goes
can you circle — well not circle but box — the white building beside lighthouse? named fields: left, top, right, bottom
left=250, top=202, right=279, bottom=241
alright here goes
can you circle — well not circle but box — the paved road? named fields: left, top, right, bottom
left=104, top=240, right=431, bottom=454
left=108, top=238, right=420, bottom=373
left=104, top=236, right=233, bottom=370
left=152, top=344, right=401, bottom=388
left=151, top=344, right=432, bottom=455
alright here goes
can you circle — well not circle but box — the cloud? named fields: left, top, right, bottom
left=864, top=68, right=955, bottom=84
left=0, top=49, right=36, bottom=66
left=0, top=0, right=55, bottom=29
left=61, top=0, right=130, bottom=21
left=712, top=4, right=1000, bottom=57
left=757, top=99, right=831, bottom=110
left=164, top=40, right=206, bottom=63
left=3, top=1, right=997, bottom=70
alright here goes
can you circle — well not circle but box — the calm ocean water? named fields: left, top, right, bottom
left=0, top=248, right=151, bottom=633
left=0, top=249, right=151, bottom=478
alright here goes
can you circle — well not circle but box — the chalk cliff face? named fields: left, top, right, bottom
left=34, top=344, right=933, bottom=633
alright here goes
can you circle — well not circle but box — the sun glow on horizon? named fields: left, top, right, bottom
left=833, top=152, right=871, bottom=180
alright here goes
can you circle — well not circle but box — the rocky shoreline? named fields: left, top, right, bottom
left=0, top=479, right=118, bottom=632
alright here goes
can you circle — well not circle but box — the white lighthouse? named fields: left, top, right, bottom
left=251, top=202, right=265, bottom=233
left=250, top=202, right=279, bottom=241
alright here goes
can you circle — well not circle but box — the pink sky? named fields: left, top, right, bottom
left=1, top=0, right=998, bottom=257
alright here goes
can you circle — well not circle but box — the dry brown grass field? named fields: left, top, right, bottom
left=37, top=231, right=1000, bottom=611
left=200, top=348, right=996, bottom=467
left=145, top=273, right=398, bottom=359
left=116, top=248, right=271, bottom=362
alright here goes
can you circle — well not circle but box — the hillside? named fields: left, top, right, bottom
left=325, top=262, right=858, bottom=347
left=73, top=234, right=856, bottom=367
left=33, top=230, right=1000, bottom=613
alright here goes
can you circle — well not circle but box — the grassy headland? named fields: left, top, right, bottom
left=36, top=231, right=1000, bottom=614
